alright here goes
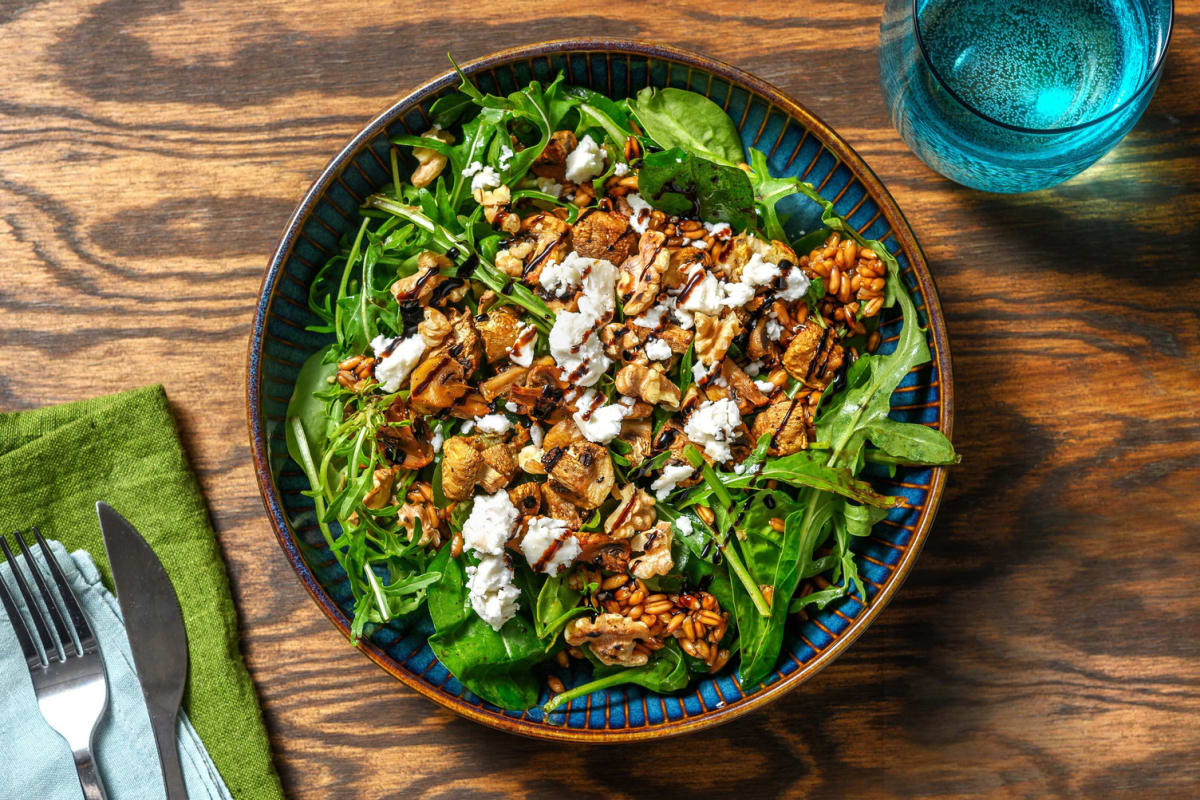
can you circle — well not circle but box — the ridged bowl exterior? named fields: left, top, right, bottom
left=247, top=40, right=953, bottom=741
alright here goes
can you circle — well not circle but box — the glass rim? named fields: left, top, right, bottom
left=911, top=0, right=1176, bottom=135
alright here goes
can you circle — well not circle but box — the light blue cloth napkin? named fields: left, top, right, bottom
left=0, top=541, right=234, bottom=800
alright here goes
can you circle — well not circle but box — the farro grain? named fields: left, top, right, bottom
left=698, top=610, right=724, bottom=627
left=682, top=617, right=697, bottom=641
left=450, top=532, right=463, bottom=558
left=601, top=574, right=628, bottom=591
left=627, top=605, right=643, bottom=620
left=696, top=506, right=715, bottom=525
left=864, top=296, right=884, bottom=317
left=665, top=614, right=684, bottom=634
left=645, top=600, right=673, bottom=615
left=701, top=594, right=717, bottom=610
left=548, top=676, right=566, bottom=694
left=769, top=517, right=786, bottom=532
left=555, top=650, right=570, bottom=668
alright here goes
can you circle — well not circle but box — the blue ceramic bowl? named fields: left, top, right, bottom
left=248, top=40, right=954, bottom=741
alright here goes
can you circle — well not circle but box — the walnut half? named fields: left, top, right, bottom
left=615, top=363, right=681, bottom=410
left=565, top=613, right=651, bottom=666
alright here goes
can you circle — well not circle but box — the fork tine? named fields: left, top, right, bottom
left=0, top=534, right=59, bottom=662
left=32, top=528, right=97, bottom=652
left=15, top=530, right=78, bottom=657
left=0, top=567, right=41, bottom=667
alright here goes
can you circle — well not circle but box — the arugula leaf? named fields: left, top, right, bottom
left=543, top=641, right=689, bottom=712
left=629, top=87, right=745, bottom=166
left=565, top=85, right=634, bottom=145
left=637, top=148, right=756, bottom=232
left=756, top=450, right=906, bottom=508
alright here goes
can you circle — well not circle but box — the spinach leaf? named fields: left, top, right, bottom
left=543, top=641, right=689, bottom=712
left=865, top=417, right=960, bottom=465
left=565, top=85, right=634, bottom=145
left=629, top=87, right=745, bottom=166
left=533, top=574, right=589, bottom=641
left=734, top=504, right=827, bottom=688
left=284, top=344, right=337, bottom=472
left=637, top=149, right=756, bottom=232
left=425, top=547, right=545, bottom=708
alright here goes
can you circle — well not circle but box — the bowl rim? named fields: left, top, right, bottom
left=246, top=37, right=954, bottom=743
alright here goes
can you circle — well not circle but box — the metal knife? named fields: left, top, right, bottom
left=96, top=502, right=189, bottom=800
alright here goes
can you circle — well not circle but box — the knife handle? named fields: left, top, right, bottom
left=150, top=712, right=188, bottom=799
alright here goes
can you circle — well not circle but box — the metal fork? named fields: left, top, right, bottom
left=0, top=529, right=109, bottom=800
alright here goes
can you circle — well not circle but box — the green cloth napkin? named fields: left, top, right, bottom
left=0, top=385, right=284, bottom=800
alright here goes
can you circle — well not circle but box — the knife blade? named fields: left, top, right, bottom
left=96, top=501, right=189, bottom=800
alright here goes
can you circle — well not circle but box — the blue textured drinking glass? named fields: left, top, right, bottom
left=879, top=0, right=1174, bottom=192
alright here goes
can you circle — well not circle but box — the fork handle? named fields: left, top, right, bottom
left=73, top=750, right=108, bottom=800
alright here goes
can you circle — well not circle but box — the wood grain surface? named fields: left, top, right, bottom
left=2, top=1, right=1198, bottom=797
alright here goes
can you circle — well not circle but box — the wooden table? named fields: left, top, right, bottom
left=4, top=2, right=1198, bottom=796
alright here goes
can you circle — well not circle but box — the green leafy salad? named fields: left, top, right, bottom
left=285, top=63, right=958, bottom=712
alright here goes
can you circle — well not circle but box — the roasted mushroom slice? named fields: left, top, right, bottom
left=377, top=402, right=434, bottom=470
left=615, top=363, right=682, bottom=410
left=748, top=396, right=810, bottom=456
left=508, top=482, right=543, bottom=518
left=475, top=307, right=523, bottom=363
left=565, top=613, right=650, bottom=667
left=477, top=442, right=518, bottom=493
left=440, top=435, right=482, bottom=500
left=541, top=416, right=585, bottom=452
left=443, top=309, right=484, bottom=374
left=629, top=522, right=674, bottom=580
left=572, top=209, right=637, bottom=263
left=720, top=359, right=771, bottom=414
left=541, top=482, right=583, bottom=528
left=616, top=230, right=669, bottom=316
left=575, top=533, right=632, bottom=575
left=781, top=322, right=845, bottom=390
left=532, top=130, right=577, bottom=181
left=519, top=212, right=572, bottom=286
left=479, top=364, right=529, bottom=403
left=604, top=484, right=656, bottom=540
left=543, top=441, right=614, bottom=510
left=409, top=355, right=469, bottom=415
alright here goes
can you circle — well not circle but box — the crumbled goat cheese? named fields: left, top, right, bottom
left=431, top=428, right=444, bottom=453
left=461, top=160, right=484, bottom=177
left=578, top=257, right=618, bottom=319
left=674, top=516, right=694, bottom=537
left=504, top=401, right=519, bottom=413
left=473, top=414, right=512, bottom=435
left=460, top=419, right=476, bottom=434
left=613, top=162, right=630, bottom=177
left=549, top=309, right=611, bottom=387
left=678, top=269, right=725, bottom=320
left=470, top=165, right=502, bottom=193
left=624, top=192, right=653, bottom=234
left=741, top=252, right=781, bottom=287
left=466, top=554, right=520, bottom=631
left=720, top=280, right=756, bottom=309
left=530, top=421, right=544, bottom=448
left=778, top=267, right=812, bottom=301
left=684, top=398, right=743, bottom=463
left=690, top=239, right=709, bottom=250
left=765, top=311, right=784, bottom=341
left=744, top=359, right=764, bottom=377
left=733, top=462, right=761, bottom=476
left=644, top=337, right=672, bottom=361
left=692, top=361, right=713, bottom=383
left=462, top=490, right=519, bottom=555
left=564, top=134, right=606, bottom=183
left=651, top=463, right=696, bottom=500
left=572, top=390, right=629, bottom=445
left=536, top=176, right=563, bottom=198
left=498, top=145, right=513, bottom=170
left=754, top=379, right=777, bottom=393
left=538, top=251, right=588, bottom=295
left=508, top=322, right=537, bottom=367
left=618, top=394, right=636, bottom=408
left=704, top=221, right=731, bottom=238
left=631, top=301, right=668, bottom=329
left=370, top=333, right=426, bottom=392
left=520, top=516, right=581, bottom=575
